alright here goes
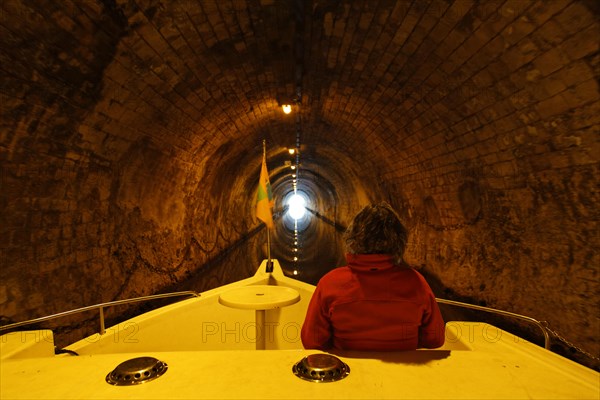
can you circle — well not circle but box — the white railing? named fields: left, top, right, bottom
left=436, top=298, right=550, bottom=349
left=0, top=291, right=200, bottom=336
left=0, top=291, right=550, bottom=349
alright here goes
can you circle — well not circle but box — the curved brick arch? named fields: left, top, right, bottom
left=0, top=0, right=598, bottom=367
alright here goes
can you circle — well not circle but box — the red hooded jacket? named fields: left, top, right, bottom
left=301, top=254, right=445, bottom=351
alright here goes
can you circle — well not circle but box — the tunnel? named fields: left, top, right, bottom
left=0, top=0, right=598, bottom=369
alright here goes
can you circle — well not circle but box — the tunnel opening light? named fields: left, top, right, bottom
left=287, top=194, right=306, bottom=220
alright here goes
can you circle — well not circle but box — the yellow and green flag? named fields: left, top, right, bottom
left=256, top=154, right=274, bottom=228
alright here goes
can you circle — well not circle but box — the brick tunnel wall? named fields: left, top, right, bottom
left=0, top=0, right=598, bottom=365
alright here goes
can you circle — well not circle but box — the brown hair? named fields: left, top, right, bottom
left=344, top=202, right=408, bottom=264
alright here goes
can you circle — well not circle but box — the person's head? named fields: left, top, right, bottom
left=344, top=202, right=408, bottom=264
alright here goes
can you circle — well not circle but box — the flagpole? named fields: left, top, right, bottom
left=266, top=229, right=272, bottom=272
left=263, top=140, right=273, bottom=273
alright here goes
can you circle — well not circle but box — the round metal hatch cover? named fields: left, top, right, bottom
left=106, top=356, right=168, bottom=386
left=292, top=354, right=350, bottom=382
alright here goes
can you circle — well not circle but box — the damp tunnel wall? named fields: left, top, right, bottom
left=0, top=0, right=599, bottom=367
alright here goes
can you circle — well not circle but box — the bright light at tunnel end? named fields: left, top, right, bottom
left=287, top=194, right=306, bottom=220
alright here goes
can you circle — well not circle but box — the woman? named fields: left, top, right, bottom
left=301, top=202, right=445, bottom=351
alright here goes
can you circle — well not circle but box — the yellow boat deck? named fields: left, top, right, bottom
left=1, top=260, right=598, bottom=399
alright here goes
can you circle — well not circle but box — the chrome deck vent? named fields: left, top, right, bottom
left=106, top=356, right=168, bottom=386
left=292, top=354, right=350, bottom=382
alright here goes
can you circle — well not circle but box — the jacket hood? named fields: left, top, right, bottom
left=345, top=253, right=397, bottom=272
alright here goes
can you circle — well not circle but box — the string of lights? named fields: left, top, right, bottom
left=292, top=102, right=301, bottom=276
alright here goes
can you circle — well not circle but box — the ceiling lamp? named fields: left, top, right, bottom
left=282, top=104, right=292, bottom=114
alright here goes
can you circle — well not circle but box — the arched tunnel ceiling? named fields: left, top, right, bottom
left=4, top=0, right=595, bottom=205
left=1, top=0, right=599, bottom=366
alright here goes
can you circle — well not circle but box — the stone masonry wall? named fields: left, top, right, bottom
left=0, top=0, right=597, bottom=367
